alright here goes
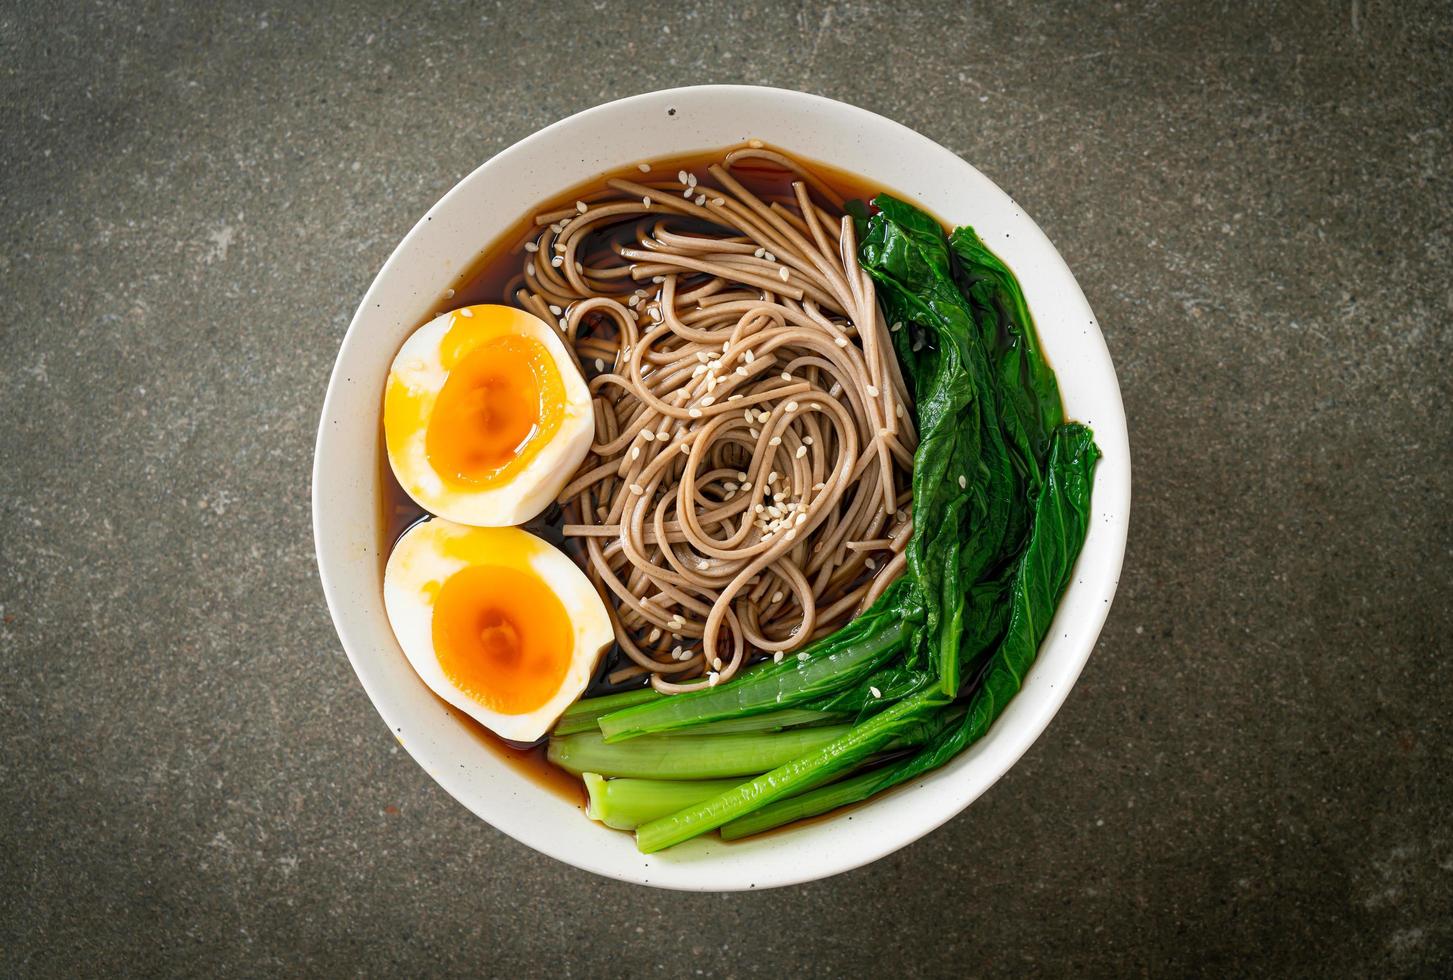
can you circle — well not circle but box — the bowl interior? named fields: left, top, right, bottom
left=313, top=85, right=1130, bottom=891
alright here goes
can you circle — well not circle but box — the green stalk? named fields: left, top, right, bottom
left=582, top=773, right=742, bottom=830
left=719, top=767, right=890, bottom=840
left=659, top=708, right=841, bottom=737
left=553, top=687, right=659, bottom=736
left=598, top=612, right=912, bottom=742
left=634, top=690, right=950, bottom=853
left=547, top=725, right=852, bottom=780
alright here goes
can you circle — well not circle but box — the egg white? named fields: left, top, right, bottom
left=383, top=519, right=612, bottom=743
left=385, top=304, right=593, bottom=526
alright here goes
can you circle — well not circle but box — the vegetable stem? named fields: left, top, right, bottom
left=554, top=686, right=658, bottom=736
left=583, top=773, right=743, bottom=831
left=597, top=613, right=912, bottom=742
left=548, top=725, right=852, bottom=780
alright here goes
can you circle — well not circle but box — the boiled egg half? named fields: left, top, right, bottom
left=384, top=519, right=613, bottom=742
left=384, top=304, right=593, bottom=526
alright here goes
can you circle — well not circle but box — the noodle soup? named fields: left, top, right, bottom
left=373, top=142, right=1098, bottom=851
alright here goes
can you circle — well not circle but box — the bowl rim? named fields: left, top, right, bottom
left=313, top=83, right=1131, bottom=890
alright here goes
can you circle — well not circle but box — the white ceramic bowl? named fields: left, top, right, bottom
left=313, top=85, right=1131, bottom=891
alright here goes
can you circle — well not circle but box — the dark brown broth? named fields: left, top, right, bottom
left=376, top=145, right=900, bottom=815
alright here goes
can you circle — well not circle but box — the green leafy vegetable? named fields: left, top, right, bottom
left=718, top=424, right=1099, bottom=839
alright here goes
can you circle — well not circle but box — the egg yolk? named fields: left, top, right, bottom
left=430, top=564, right=574, bottom=715
left=424, top=334, right=565, bottom=488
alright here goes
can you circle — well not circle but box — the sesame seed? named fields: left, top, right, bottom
left=804, top=436, right=814, bottom=446
left=774, top=651, right=785, bottom=663
left=697, top=352, right=711, bottom=364
left=958, top=474, right=968, bottom=489
left=736, top=366, right=748, bottom=376
left=795, top=513, right=807, bottom=526
left=524, top=241, right=539, bottom=252
left=558, top=318, right=568, bottom=331
left=630, top=446, right=640, bottom=460
left=712, top=197, right=724, bottom=206
left=525, top=265, right=536, bottom=276
left=687, top=173, right=698, bottom=187
left=753, top=247, right=765, bottom=258
left=708, top=671, right=720, bottom=687
left=812, top=482, right=826, bottom=491
left=642, top=196, right=653, bottom=208
left=682, top=187, right=693, bottom=198
left=778, top=267, right=790, bottom=281
left=768, top=470, right=779, bottom=483
left=728, top=393, right=742, bottom=401
left=797, top=651, right=810, bottom=662
left=896, top=509, right=908, bottom=522
left=758, top=410, right=772, bottom=423
left=795, top=445, right=807, bottom=459
left=706, top=373, right=718, bottom=391
left=749, top=428, right=760, bottom=438
left=677, top=169, right=688, bottom=183
left=576, top=200, right=587, bottom=213
left=688, top=408, right=703, bottom=418
left=681, top=444, right=691, bottom=455
left=785, top=401, right=798, bottom=413
left=763, top=251, right=776, bottom=262
left=740, top=481, right=752, bottom=491
left=712, top=657, right=723, bottom=671
left=724, top=481, right=737, bottom=491
left=671, top=645, right=683, bottom=659
left=722, top=341, right=730, bottom=351
left=835, top=336, right=849, bottom=347
left=638, top=162, right=651, bottom=172
left=548, top=304, right=563, bottom=315
left=865, top=557, right=877, bottom=569
left=595, top=358, right=605, bottom=371
left=701, top=395, right=715, bottom=406
left=641, top=430, right=655, bottom=442
left=755, top=504, right=765, bottom=514
left=648, top=627, right=662, bottom=642
left=575, top=261, right=583, bottom=273
left=630, top=483, right=644, bottom=495
left=866, top=385, right=879, bottom=397
left=890, top=321, right=903, bottom=332
left=458, top=307, right=473, bottom=318
left=744, top=349, right=755, bottom=363
left=694, top=194, right=706, bottom=206
left=870, top=686, right=882, bottom=699
left=771, top=591, right=783, bottom=603
left=551, top=256, right=564, bottom=267
left=785, top=528, right=797, bottom=540
left=769, top=436, right=781, bottom=447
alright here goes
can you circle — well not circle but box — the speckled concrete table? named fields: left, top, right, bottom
left=3, top=1, right=1450, bottom=976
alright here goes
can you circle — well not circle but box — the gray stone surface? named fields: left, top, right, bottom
left=2, top=0, right=1450, bottom=975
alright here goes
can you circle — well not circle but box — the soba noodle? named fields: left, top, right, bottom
left=508, top=148, right=918, bottom=693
